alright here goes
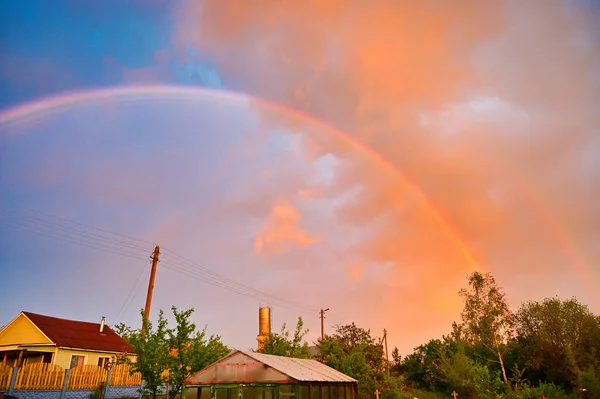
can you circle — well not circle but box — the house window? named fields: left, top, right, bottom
left=97, top=357, right=111, bottom=368
left=70, top=355, right=85, bottom=369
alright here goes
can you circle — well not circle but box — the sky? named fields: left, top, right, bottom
left=0, top=0, right=599, bottom=356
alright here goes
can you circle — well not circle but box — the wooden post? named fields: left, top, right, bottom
left=320, top=308, right=329, bottom=340
left=383, top=329, right=389, bottom=362
left=142, top=245, right=160, bottom=334
left=375, top=390, right=380, bottom=399
left=451, top=391, right=458, bottom=399
left=8, top=366, right=18, bottom=394
left=103, top=367, right=112, bottom=399
left=60, top=368, right=70, bottom=399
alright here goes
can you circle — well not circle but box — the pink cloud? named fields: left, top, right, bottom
left=253, top=200, right=320, bottom=258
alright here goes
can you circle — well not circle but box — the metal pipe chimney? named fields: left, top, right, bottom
left=257, top=306, right=271, bottom=350
left=100, top=316, right=106, bottom=333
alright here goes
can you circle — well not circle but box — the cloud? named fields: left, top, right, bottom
left=172, top=0, right=600, bottom=351
left=253, top=200, right=320, bottom=258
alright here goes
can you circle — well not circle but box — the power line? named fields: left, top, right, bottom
left=114, top=258, right=151, bottom=324
left=0, top=203, right=320, bottom=316
left=0, top=217, right=148, bottom=261
left=161, top=248, right=319, bottom=313
left=0, top=199, right=153, bottom=246
left=160, top=259, right=317, bottom=315
left=0, top=208, right=149, bottom=252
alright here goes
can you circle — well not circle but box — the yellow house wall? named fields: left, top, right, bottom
left=54, top=348, right=118, bottom=369
left=0, top=314, right=52, bottom=346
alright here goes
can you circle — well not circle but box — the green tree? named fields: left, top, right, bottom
left=457, top=271, right=513, bottom=384
left=166, top=307, right=230, bottom=399
left=116, top=307, right=230, bottom=399
left=397, top=338, right=458, bottom=392
left=438, top=346, right=503, bottom=399
left=115, top=310, right=170, bottom=399
left=258, top=317, right=311, bottom=358
left=316, top=323, right=395, bottom=398
left=514, top=297, right=600, bottom=391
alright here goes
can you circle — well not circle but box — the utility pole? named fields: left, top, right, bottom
left=383, top=329, right=389, bottom=362
left=142, top=245, right=160, bottom=335
left=320, top=308, right=329, bottom=340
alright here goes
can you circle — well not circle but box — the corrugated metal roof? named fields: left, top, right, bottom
left=242, top=351, right=356, bottom=383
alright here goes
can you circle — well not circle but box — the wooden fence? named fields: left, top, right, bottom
left=0, top=363, right=142, bottom=391
left=0, top=364, right=12, bottom=391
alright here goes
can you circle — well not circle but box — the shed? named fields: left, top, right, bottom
left=184, top=350, right=358, bottom=399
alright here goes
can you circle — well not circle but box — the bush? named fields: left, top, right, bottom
left=382, top=389, right=446, bottom=399
left=517, top=382, right=570, bottom=399
left=578, top=368, right=599, bottom=398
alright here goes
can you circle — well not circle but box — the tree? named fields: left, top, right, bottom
left=166, top=307, right=230, bottom=399
left=396, top=338, right=458, bottom=392
left=457, top=272, right=513, bottom=384
left=514, top=297, right=600, bottom=391
left=438, top=346, right=503, bottom=399
left=316, top=323, right=395, bottom=398
left=258, top=317, right=311, bottom=358
left=116, top=307, right=230, bottom=399
left=115, top=310, right=170, bottom=399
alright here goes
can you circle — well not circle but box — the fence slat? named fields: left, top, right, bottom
left=3, top=363, right=141, bottom=391
left=0, top=364, right=13, bottom=391
left=12, top=363, right=65, bottom=390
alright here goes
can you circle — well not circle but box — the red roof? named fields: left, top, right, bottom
left=23, top=312, right=133, bottom=353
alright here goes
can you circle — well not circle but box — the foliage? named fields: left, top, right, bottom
left=513, top=382, right=571, bottom=399
left=257, top=317, right=311, bottom=358
left=116, top=310, right=170, bottom=399
left=115, top=307, right=229, bottom=399
left=386, top=390, right=446, bottom=399
left=89, top=384, right=106, bottom=399
left=316, top=323, right=400, bottom=398
left=577, top=367, right=600, bottom=398
left=438, top=346, right=504, bottom=399
left=514, top=297, right=600, bottom=391
left=165, top=307, right=230, bottom=399
left=456, top=271, right=514, bottom=384
left=394, top=338, right=457, bottom=392
left=112, top=273, right=600, bottom=399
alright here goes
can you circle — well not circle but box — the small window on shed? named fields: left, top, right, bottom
left=243, top=386, right=275, bottom=399
left=216, top=387, right=238, bottom=399
left=183, top=387, right=197, bottom=399
left=199, top=387, right=211, bottom=399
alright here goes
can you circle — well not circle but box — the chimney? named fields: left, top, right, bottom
left=100, top=316, right=105, bottom=333
left=257, top=306, right=271, bottom=350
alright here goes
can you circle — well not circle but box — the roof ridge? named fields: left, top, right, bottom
left=23, top=311, right=106, bottom=327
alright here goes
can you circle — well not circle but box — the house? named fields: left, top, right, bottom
left=0, top=311, right=133, bottom=369
left=184, top=350, right=358, bottom=399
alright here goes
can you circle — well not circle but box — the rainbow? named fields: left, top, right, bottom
left=0, top=85, right=481, bottom=270
left=509, top=174, right=599, bottom=301
left=6, top=84, right=591, bottom=298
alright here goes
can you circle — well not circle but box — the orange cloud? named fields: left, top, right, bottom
left=253, top=200, right=320, bottom=258
left=172, top=0, right=600, bottom=352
